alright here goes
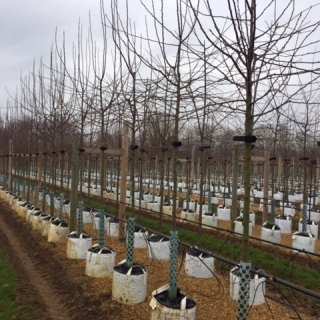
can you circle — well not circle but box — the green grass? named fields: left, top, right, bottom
left=81, top=197, right=320, bottom=292
left=0, top=248, right=19, bottom=319
left=134, top=214, right=320, bottom=292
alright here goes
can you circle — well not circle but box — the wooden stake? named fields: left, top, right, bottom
left=8, top=140, right=12, bottom=192
left=69, top=135, right=79, bottom=231
left=119, top=122, right=129, bottom=239
left=263, top=149, right=270, bottom=222
left=231, top=147, right=239, bottom=230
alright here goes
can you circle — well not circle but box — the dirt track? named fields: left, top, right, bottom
left=0, top=196, right=319, bottom=320
left=0, top=199, right=104, bottom=320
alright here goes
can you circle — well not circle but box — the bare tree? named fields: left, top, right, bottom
left=186, top=0, right=320, bottom=317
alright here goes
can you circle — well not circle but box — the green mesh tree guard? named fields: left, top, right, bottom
left=126, top=217, right=135, bottom=268
left=77, top=200, right=83, bottom=234
left=270, top=199, right=275, bottom=224
left=168, top=230, right=178, bottom=299
left=99, top=209, right=105, bottom=249
left=59, top=193, right=64, bottom=221
left=302, top=204, right=307, bottom=234
left=237, top=261, right=251, bottom=320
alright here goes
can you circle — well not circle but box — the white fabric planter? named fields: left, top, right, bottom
left=283, top=206, right=295, bottom=217
left=230, top=266, right=266, bottom=306
left=41, top=216, right=54, bottom=237
left=47, top=219, right=69, bottom=243
left=112, top=261, right=147, bottom=305
left=239, top=210, right=255, bottom=226
left=288, top=195, right=296, bottom=202
left=31, top=212, right=48, bottom=231
left=148, top=235, right=170, bottom=260
left=196, top=203, right=208, bottom=214
left=212, top=197, right=219, bottom=204
left=148, top=201, right=160, bottom=212
left=134, top=199, right=146, bottom=208
left=183, top=200, right=196, bottom=211
left=202, top=213, right=218, bottom=229
left=129, top=229, right=148, bottom=248
left=275, top=216, right=292, bottom=234
left=18, top=205, right=28, bottom=219
left=260, top=222, right=281, bottom=244
left=180, top=209, right=195, bottom=221
left=234, top=219, right=253, bottom=236
left=162, top=205, right=172, bottom=216
left=28, top=208, right=41, bottom=224
left=80, top=208, right=94, bottom=224
left=274, top=193, right=283, bottom=200
left=298, top=220, right=318, bottom=239
left=292, top=232, right=316, bottom=253
left=106, top=220, right=120, bottom=237
left=66, top=232, right=92, bottom=259
left=91, top=188, right=101, bottom=197
left=185, top=251, right=214, bottom=279
left=93, top=214, right=111, bottom=230
left=217, top=205, right=230, bottom=221
left=310, top=210, right=320, bottom=222
left=150, top=284, right=196, bottom=320
left=85, top=245, right=116, bottom=277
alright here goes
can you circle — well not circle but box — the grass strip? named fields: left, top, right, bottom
left=134, top=214, right=320, bottom=292
left=0, top=247, right=19, bottom=319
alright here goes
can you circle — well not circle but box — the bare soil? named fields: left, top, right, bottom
left=0, top=197, right=319, bottom=320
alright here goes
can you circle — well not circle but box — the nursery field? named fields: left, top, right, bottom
left=0, top=198, right=319, bottom=320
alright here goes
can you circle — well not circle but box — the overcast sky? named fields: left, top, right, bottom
left=1, top=0, right=320, bottom=117
left=0, top=0, right=103, bottom=111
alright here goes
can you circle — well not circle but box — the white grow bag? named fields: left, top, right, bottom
left=292, top=232, right=316, bottom=253
left=112, top=260, right=147, bottom=305
left=275, top=216, right=292, bottom=234
left=230, top=266, right=266, bottom=306
left=147, top=234, right=170, bottom=260
left=150, top=284, right=196, bottom=320
left=196, top=203, right=208, bottom=214
left=202, top=213, right=218, bottom=229
left=93, top=214, right=111, bottom=230
left=148, top=201, right=160, bottom=212
left=183, top=200, right=196, bottom=211
left=283, top=206, right=295, bottom=217
left=240, top=209, right=255, bottom=226
left=309, top=210, right=320, bottom=222
left=162, top=204, right=172, bottom=216
left=85, top=245, right=116, bottom=277
left=127, top=229, right=148, bottom=248
left=66, top=232, right=92, bottom=259
left=180, top=209, right=195, bottom=222
left=47, top=219, right=69, bottom=243
left=298, top=220, right=318, bottom=238
left=260, top=222, right=281, bottom=244
left=234, top=217, right=253, bottom=236
left=217, top=205, right=230, bottom=221
left=185, top=250, right=214, bottom=279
